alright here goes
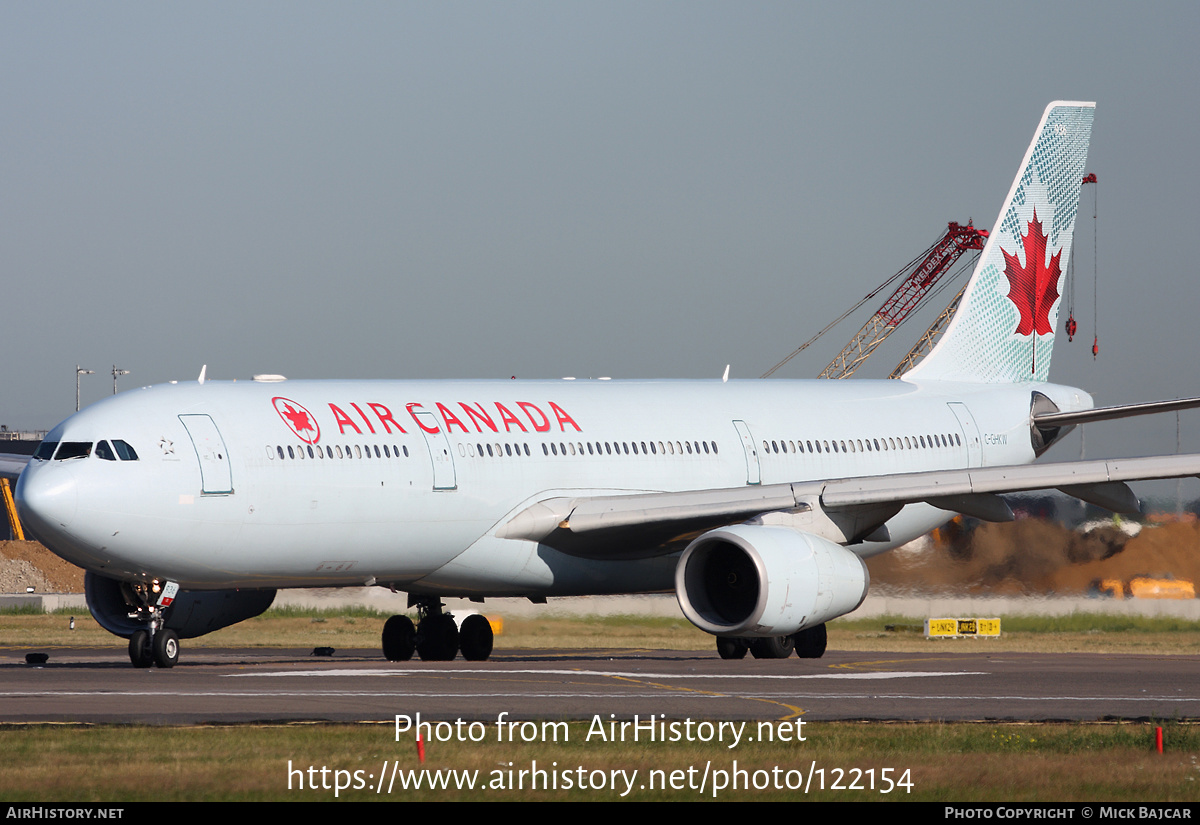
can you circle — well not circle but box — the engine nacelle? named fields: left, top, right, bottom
left=675, top=525, right=869, bottom=637
left=85, top=572, right=276, bottom=639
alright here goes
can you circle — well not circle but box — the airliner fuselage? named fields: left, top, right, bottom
left=16, top=376, right=1088, bottom=592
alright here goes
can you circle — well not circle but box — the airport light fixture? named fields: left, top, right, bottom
left=75, top=366, right=94, bottom=412
left=112, top=366, right=130, bottom=395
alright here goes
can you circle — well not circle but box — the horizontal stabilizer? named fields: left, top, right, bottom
left=1034, top=395, right=1200, bottom=427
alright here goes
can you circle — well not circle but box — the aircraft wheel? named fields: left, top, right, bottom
left=459, top=614, right=494, bottom=662
left=416, top=614, right=459, bottom=661
left=715, top=637, right=748, bottom=660
left=153, top=629, right=180, bottom=668
left=792, top=624, right=827, bottom=659
left=382, top=615, right=417, bottom=661
left=128, top=629, right=153, bottom=668
left=749, top=635, right=794, bottom=659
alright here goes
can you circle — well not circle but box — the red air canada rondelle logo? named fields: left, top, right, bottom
left=272, top=397, right=321, bottom=444
left=1002, top=209, right=1062, bottom=337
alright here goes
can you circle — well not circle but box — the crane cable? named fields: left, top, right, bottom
left=761, top=234, right=945, bottom=379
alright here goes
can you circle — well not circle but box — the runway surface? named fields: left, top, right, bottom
left=2, top=646, right=1198, bottom=724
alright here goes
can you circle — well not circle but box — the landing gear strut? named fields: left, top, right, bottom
left=124, top=579, right=181, bottom=668
left=382, top=598, right=494, bottom=662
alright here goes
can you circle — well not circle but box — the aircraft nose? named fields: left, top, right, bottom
left=15, top=465, right=78, bottom=537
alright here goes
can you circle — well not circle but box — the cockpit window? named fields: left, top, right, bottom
left=112, top=440, right=138, bottom=461
left=33, top=441, right=58, bottom=460
left=95, top=441, right=117, bottom=461
left=55, top=442, right=92, bottom=460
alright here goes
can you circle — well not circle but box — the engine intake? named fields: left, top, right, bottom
left=675, top=525, right=869, bottom=637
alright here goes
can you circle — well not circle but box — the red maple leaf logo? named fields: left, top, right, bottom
left=1003, top=210, right=1062, bottom=337
left=272, top=397, right=321, bottom=444
left=281, top=404, right=313, bottom=432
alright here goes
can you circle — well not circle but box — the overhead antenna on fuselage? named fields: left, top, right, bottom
left=722, top=365, right=730, bottom=383
left=197, top=365, right=207, bottom=385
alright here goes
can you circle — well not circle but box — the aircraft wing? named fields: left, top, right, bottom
left=497, top=453, right=1200, bottom=557
left=0, top=454, right=30, bottom=481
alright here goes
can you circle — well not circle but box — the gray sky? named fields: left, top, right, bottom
left=3, top=2, right=1198, bottom=501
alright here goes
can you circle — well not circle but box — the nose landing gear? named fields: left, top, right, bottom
left=124, top=580, right=181, bottom=668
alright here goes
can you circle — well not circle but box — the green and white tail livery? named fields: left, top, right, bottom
left=904, top=101, right=1095, bottom=384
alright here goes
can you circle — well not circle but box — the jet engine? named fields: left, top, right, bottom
left=85, top=572, right=276, bottom=639
left=675, top=524, right=869, bottom=637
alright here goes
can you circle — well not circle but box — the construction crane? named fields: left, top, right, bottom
left=761, top=221, right=988, bottom=379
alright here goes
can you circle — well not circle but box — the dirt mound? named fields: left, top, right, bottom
left=0, top=540, right=86, bottom=593
left=867, top=520, right=1200, bottom=596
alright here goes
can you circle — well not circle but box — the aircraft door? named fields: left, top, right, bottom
left=411, top=410, right=458, bottom=491
left=179, top=414, right=234, bottom=495
left=947, top=402, right=983, bottom=467
left=732, top=420, right=761, bottom=485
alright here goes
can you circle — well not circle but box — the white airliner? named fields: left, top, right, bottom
left=13, top=101, right=1200, bottom=668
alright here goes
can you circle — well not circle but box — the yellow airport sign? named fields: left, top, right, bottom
left=924, top=618, right=1001, bottom=638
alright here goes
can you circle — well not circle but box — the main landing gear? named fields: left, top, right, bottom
left=715, top=623, right=827, bottom=660
left=382, top=598, right=494, bottom=662
left=124, top=579, right=182, bottom=668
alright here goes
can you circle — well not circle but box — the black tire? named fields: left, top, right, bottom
left=715, top=637, right=748, bottom=660
left=793, top=624, right=828, bottom=659
left=152, top=629, right=180, bottom=668
left=382, top=615, right=416, bottom=661
left=128, top=629, right=153, bottom=668
left=459, top=614, right=494, bottom=661
left=748, top=635, right=795, bottom=659
left=416, top=614, right=459, bottom=661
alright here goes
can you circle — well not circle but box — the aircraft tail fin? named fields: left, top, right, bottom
left=902, top=101, right=1095, bottom=383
